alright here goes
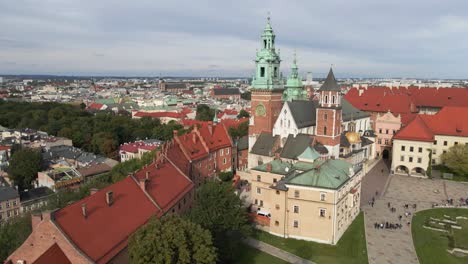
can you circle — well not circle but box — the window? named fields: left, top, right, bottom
left=257, top=175, right=261, bottom=181
left=293, top=220, right=299, bottom=228
left=324, top=126, right=327, bottom=135
left=259, top=200, right=263, bottom=207
left=418, top=147, right=422, bottom=153
left=320, top=209, right=326, bottom=217
left=226, top=148, right=229, bottom=154
left=223, top=158, right=226, bottom=164
left=379, top=128, right=382, bottom=134
left=393, top=130, right=396, bottom=135
left=320, top=193, right=326, bottom=201
left=332, top=95, right=336, bottom=104
left=273, top=178, right=277, bottom=183
left=260, top=67, right=265, bottom=77
left=274, top=67, right=278, bottom=77
left=434, top=140, right=437, bottom=145
left=324, top=113, right=328, bottom=120
left=324, top=95, right=328, bottom=104
left=254, top=199, right=258, bottom=205
left=276, top=190, right=280, bottom=195
left=400, top=156, right=404, bottom=162
left=454, top=142, right=458, bottom=145
left=256, top=187, right=261, bottom=194
left=7, top=211, right=12, bottom=218
left=263, top=39, right=267, bottom=48
left=13, top=200, right=17, bottom=206
left=432, top=159, right=436, bottom=164
left=409, top=157, right=413, bottom=162
left=384, top=139, right=389, bottom=145
left=275, top=204, right=280, bottom=209
left=220, top=149, right=224, bottom=156
left=294, top=190, right=300, bottom=198
left=377, top=139, right=382, bottom=144
left=443, top=150, right=447, bottom=154
left=6, top=202, right=10, bottom=208
left=293, top=205, right=299, bottom=213
left=410, top=146, right=414, bottom=152
left=386, top=129, right=389, bottom=134
left=401, top=146, right=406, bottom=151
left=417, top=157, right=422, bottom=163
left=444, top=141, right=448, bottom=146
left=432, top=149, right=436, bottom=155
left=275, top=221, right=279, bottom=226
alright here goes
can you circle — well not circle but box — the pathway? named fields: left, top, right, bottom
left=244, top=237, right=316, bottom=264
left=361, top=168, right=468, bottom=264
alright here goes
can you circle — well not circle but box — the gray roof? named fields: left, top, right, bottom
left=250, top=132, right=279, bottom=156
left=287, top=101, right=318, bottom=128
left=237, top=136, right=248, bottom=151
left=319, top=68, right=341, bottom=92
left=340, top=134, right=351, bottom=148
left=20, top=187, right=53, bottom=202
left=314, top=143, right=329, bottom=154
left=0, top=178, right=19, bottom=201
left=213, top=88, right=240, bottom=95
left=342, top=99, right=370, bottom=121
left=280, top=134, right=313, bottom=159
left=361, top=136, right=374, bottom=147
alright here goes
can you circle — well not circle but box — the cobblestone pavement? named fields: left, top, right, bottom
left=362, top=170, right=468, bottom=264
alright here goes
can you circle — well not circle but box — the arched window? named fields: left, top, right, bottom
left=324, top=113, right=328, bottom=120
left=324, top=126, right=327, bottom=135
left=263, top=40, right=267, bottom=48
left=332, top=96, right=335, bottom=104
left=324, top=95, right=328, bottom=104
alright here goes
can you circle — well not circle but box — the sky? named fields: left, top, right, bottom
left=1, top=0, right=467, bottom=78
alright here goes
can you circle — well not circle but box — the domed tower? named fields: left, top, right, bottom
left=283, top=52, right=307, bottom=102
left=248, top=16, right=285, bottom=150
left=315, top=68, right=342, bottom=158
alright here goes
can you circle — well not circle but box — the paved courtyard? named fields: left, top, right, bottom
left=361, top=160, right=468, bottom=264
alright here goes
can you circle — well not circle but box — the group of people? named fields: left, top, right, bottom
left=432, top=197, right=468, bottom=208
left=373, top=222, right=403, bottom=229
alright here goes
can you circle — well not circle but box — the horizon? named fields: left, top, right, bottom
left=1, top=1, right=468, bottom=78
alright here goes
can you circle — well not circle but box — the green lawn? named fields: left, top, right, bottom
left=412, top=208, right=468, bottom=264
left=234, top=244, right=289, bottom=264
left=251, top=212, right=368, bottom=264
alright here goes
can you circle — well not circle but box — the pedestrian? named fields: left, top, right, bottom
left=376, top=190, right=379, bottom=196
left=388, top=202, right=391, bottom=208
left=381, top=169, right=384, bottom=174
left=371, top=201, right=374, bottom=207
left=399, top=215, right=402, bottom=221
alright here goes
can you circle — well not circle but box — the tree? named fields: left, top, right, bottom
left=0, top=215, right=32, bottom=262
left=237, top=109, right=250, bottom=118
left=218, top=171, right=233, bottom=182
left=228, top=121, right=249, bottom=139
left=79, top=102, right=86, bottom=110
left=196, top=104, right=215, bottom=121
left=441, top=144, right=468, bottom=177
left=240, top=91, right=251, bottom=100
left=188, top=182, right=250, bottom=263
left=128, top=215, right=217, bottom=264
left=8, top=148, right=43, bottom=190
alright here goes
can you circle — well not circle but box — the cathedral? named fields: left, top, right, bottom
left=241, top=17, right=376, bottom=244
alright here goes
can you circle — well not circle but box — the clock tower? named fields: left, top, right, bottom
left=248, top=16, right=285, bottom=150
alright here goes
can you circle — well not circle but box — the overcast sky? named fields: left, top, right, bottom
left=1, top=0, right=467, bottom=78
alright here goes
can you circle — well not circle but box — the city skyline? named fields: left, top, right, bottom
left=1, top=0, right=468, bottom=78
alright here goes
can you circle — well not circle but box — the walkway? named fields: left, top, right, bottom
left=244, top=237, right=316, bottom=264
left=361, top=170, right=468, bottom=264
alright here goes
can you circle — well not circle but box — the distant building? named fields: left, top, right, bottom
left=20, top=187, right=54, bottom=214
left=158, top=80, right=189, bottom=92
left=132, top=111, right=186, bottom=124
left=119, top=139, right=161, bottom=162
left=0, top=145, right=12, bottom=171
left=210, top=87, right=241, bottom=100
left=0, top=177, right=20, bottom=223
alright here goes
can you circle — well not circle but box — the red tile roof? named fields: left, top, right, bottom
left=88, top=103, right=104, bottom=110
left=134, top=161, right=193, bottom=212
left=197, top=123, right=232, bottom=152
left=394, top=106, right=468, bottom=142
left=176, top=130, right=209, bottom=161
left=119, top=141, right=159, bottom=153
left=32, top=243, right=71, bottom=264
left=394, top=115, right=434, bottom=142
left=0, top=145, right=11, bottom=151
left=220, top=118, right=248, bottom=129
left=54, top=177, right=161, bottom=264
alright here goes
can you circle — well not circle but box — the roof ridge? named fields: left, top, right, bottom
left=129, top=173, right=163, bottom=212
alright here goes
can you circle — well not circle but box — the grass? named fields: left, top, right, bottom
left=432, top=165, right=468, bottom=182
left=234, top=244, right=289, bottom=264
left=251, top=212, right=368, bottom=264
left=412, top=208, right=468, bottom=264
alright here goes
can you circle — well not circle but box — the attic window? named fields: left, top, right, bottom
left=364, top=103, right=368, bottom=106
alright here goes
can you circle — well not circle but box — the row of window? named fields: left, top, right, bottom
left=0, top=200, right=18, bottom=210
left=400, top=156, right=422, bottom=163
left=401, top=146, right=423, bottom=153
left=0, top=209, right=20, bottom=220
left=377, top=139, right=390, bottom=145
left=378, top=128, right=396, bottom=135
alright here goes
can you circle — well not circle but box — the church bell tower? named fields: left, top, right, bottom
left=248, top=16, right=285, bottom=150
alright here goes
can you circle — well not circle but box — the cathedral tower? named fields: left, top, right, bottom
left=248, top=17, right=285, bottom=150
left=315, top=68, right=342, bottom=158
left=283, top=52, right=307, bottom=102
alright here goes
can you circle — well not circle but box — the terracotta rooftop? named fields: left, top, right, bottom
left=32, top=243, right=71, bottom=264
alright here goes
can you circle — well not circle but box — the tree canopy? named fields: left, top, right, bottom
left=237, top=109, right=250, bottom=118
left=128, top=215, right=217, bottom=264
left=188, top=181, right=250, bottom=263
left=240, top=91, right=251, bottom=100
left=195, top=104, right=215, bottom=121
left=441, top=144, right=468, bottom=177
left=228, top=121, right=248, bottom=139
left=0, top=215, right=32, bottom=262
left=0, top=101, right=186, bottom=157
left=8, top=148, right=43, bottom=190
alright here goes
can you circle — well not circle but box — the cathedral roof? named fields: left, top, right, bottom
left=280, top=134, right=314, bottom=159
left=287, top=100, right=319, bottom=128
left=250, top=132, right=280, bottom=156
left=319, top=68, right=341, bottom=92
left=341, top=99, right=370, bottom=122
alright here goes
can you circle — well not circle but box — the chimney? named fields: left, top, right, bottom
left=266, top=163, right=272, bottom=172
left=82, top=203, right=87, bottom=219
left=207, top=122, right=213, bottom=135
left=31, top=213, right=43, bottom=231
left=145, top=171, right=150, bottom=180
left=139, top=178, right=148, bottom=191
left=155, top=163, right=159, bottom=169
left=90, top=188, right=99, bottom=195
left=106, top=191, right=113, bottom=206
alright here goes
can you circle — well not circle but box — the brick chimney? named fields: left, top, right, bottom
left=82, top=203, right=87, bottom=219
left=207, top=121, right=213, bottom=135
left=139, top=178, right=148, bottom=191
left=31, top=213, right=43, bottom=231
left=106, top=191, right=113, bottom=206
left=90, top=188, right=99, bottom=195
left=266, top=163, right=272, bottom=172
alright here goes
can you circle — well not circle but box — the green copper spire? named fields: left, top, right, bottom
left=251, top=16, right=283, bottom=90
left=283, top=51, right=307, bottom=102
left=213, top=108, right=219, bottom=124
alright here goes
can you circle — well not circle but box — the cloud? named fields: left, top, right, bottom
left=0, top=0, right=467, bottom=78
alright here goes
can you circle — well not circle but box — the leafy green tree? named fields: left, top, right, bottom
left=188, top=182, right=250, bottom=263
left=0, top=215, right=32, bottom=262
left=237, top=109, right=250, bottom=118
left=79, top=102, right=86, bottom=110
left=441, top=144, right=468, bottom=177
left=8, top=148, right=43, bottom=190
left=129, top=215, right=217, bottom=264
left=228, top=121, right=249, bottom=139
left=219, top=171, right=233, bottom=182
left=240, top=91, right=251, bottom=100
left=196, top=104, right=215, bottom=121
